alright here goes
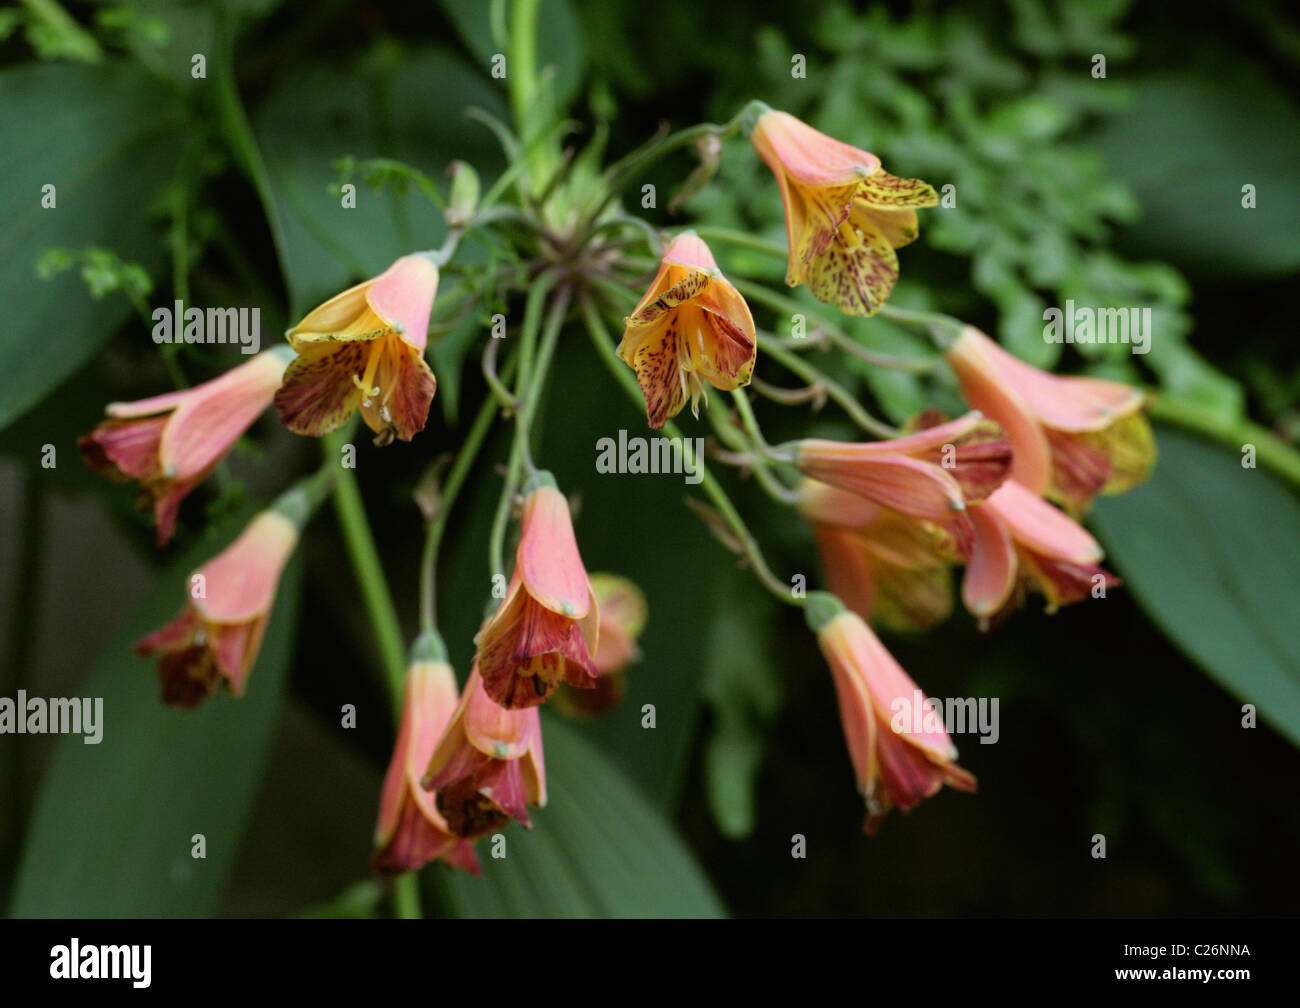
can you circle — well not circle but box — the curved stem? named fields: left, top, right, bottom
left=1148, top=393, right=1300, bottom=490
left=581, top=295, right=800, bottom=606
left=728, top=389, right=802, bottom=503
left=327, top=435, right=407, bottom=707
left=758, top=334, right=900, bottom=439
left=488, top=271, right=562, bottom=580
left=732, top=278, right=937, bottom=373
left=419, top=356, right=518, bottom=634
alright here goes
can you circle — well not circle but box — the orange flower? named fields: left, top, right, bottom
left=275, top=254, right=439, bottom=445
left=554, top=573, right=647, bottom=718
left=134, top=507, right=298, bottom=707
left=79, top=348, right=292, bottom=545
left=422, top=663, right=546, bottom=838
left=795, top=412, right=1012, bottom=551
left=798, top=479, right=956, bottom=632
left=618, top=232, right=756, bottom=429
left=962, top=480, right=1120, bottom=625
left=808, top=594, right=975, bottom=834
left=748, top=106, right=938, bottom=316
left=476, top=472, right=599, bottom=709
left=947, top=325, right=1155, bottom=512
left=372, top=639, right=481, bottom=876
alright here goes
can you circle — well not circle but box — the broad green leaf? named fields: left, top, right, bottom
left=433, top=717, right=726, bottom=918
left=253, top=47, right=507, bottom=315
left=1090, top=70, right=1300, bottom=281
left=9, top=523, right=301, bottom=917
left=1091, top=426, right=1300, bottom=748
left=701, top=572, right=782, bottom=840
left=0, top=62, right=182, bottom=430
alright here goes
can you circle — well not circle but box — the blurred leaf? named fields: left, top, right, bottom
left=295, top=879, right=382, bottom=919
left=0, top=61, right=181, bottom=430
left=1091, top=426, right=1300, bottom=749
left=1090, top=70, right=1300, bottom=280
left=253, top=47, right=507, bottom=314
left=433, top=717, right=726, bottom=917
left=701, top=578, right=781, bottom=840
left=9, top=525, right=301, bottom=917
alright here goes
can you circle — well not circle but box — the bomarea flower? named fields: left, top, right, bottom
left=476, top=474, right=599, bottom=709
left=795, top=412, right=1012, bottom=552
left=79, top=347, right=292, bottom=546
left=963, top=479, right=1120, bottom=625
left=134, top=509, right=298, bottom=708
left=618, top=232, right=756, bottom=429
left=798, top=479, right=957, bottom=633
left=555, top=573, right=647, bottom=718
left=749, top=107, right=938, bottom=317
left=422, top=664, right=546, bottom=838
left=947, top=325, right=1155, bottom=513
left=372, top=651, right=480, bottom=876
left=808, top=595, right=975, bottom=835
left=274, top=254, right=439, bottom=446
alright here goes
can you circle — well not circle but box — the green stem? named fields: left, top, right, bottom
left=508, top=0, right=556, bottom=200
left=728, top=389, right=802, bottom=502
left=758, top=334, right=900, bottom=438
left=326, top=432, right=406, bottom=707
left=731, top=278, right=937, bottom=373
left=581, top=296, right=799, bottom=606
left=1148, top=393, right=1300, bottom=489
left=420, top=354, right=518, bottom=633
left=488, top=272, right=562, bottom=579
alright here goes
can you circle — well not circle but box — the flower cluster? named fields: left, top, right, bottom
left=79, top=100, right=1154, bottom=882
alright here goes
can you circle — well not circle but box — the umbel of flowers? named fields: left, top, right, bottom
left=82, top=84, right=1154, bottom=891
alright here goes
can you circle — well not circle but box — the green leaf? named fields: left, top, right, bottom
left=8, top=523, right=301, bottom=917
left=433, top=717, right=726, bottom=917
left=0, top=61, right=182, bottom=430
left=253, top=47, right=508, bottom=315
left=1090, top=70, right=1300, bottom=281
left=1091, top=426, right=1300, bottom=749
left=701, top=579, right=782, bottom=840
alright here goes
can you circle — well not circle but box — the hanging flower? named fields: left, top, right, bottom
left=748, top=106, right=938, bottom=316
left=79, top=347, right=292, bottom=545
left=475, top=472, right=599, bottom=709
left=373, top=639, right=481, bottom=875
left=618, top=232, right=756, bottom=429
left=274, top=254, right=439, bottom=446
left=422, top=664, right=546, bottom=838
left=946, top=325, right=1155, bottom=513
left=808, top=593, right=976, bottom=835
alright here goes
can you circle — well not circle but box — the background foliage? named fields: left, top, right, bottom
left=2, top=0, right=1298, bottom=916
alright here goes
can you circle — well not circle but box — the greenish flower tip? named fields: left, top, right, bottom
left=409, top=628, right=448, bottom=664
left=267, top=343, right=297, bottom=365
left=271, top=468, right=336, bottom=530
left=521, top=469, right=558, bottom=495
left=738, top=100, right=774, bottom=137
left=804, top=591, right=846, bottom=633
left=270, top=486, right=313, bottom=530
